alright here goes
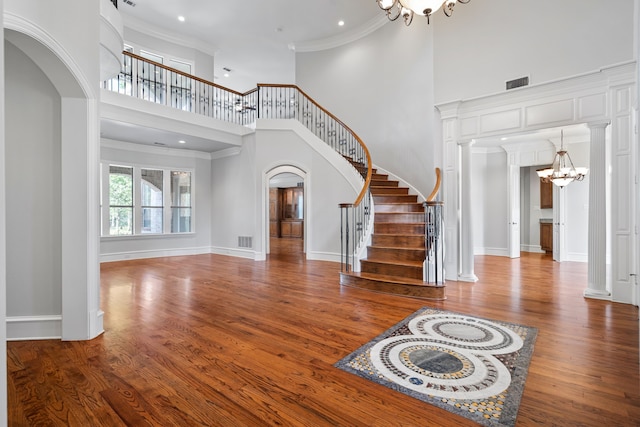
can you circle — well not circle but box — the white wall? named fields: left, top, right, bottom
left=210, top=125, right=358, bottom=261
left=296, top=20, right=437, bottom=198
left=433, top=0, right=635, bottom=103
left=255, top=128, right=358, bottom=260
left=564, top=141, right=590, bottom=262
left=123, top=27, right=215, bottom=82
left=211, top=137, right=258, bottom=257
left=5, top=0, right=100, bottom=89
left=100, top=142, right=213, bottom=261
left=5, top=41, right=62, bottom=317
left=472, top=150, right=509, bottom=256
left=0, top=0, right=7, bottom=421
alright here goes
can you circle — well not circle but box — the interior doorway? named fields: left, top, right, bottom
left=266, top=169, right=306, bottom=257
left=504, top=126, right=590, bottom=263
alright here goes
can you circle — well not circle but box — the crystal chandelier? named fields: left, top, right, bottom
left=376, top=0, right=470, bottom=25
left=536, top=131, right=589, bottom=188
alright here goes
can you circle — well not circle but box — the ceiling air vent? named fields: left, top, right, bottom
left=122, top=0, right=136, bottom=6
left=506, top=76, right=529, bottom=90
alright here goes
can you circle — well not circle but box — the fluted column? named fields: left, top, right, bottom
left=584, top=121, right=610, bottom=299
left=459, top=140, right=478, bottom=282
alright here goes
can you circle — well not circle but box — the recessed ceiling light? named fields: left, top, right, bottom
left=178, top=16, right=185, bottom=22
left=179, top=140, right=186, bottom=144
left=501, top=137, right=508, bottom=141
left=338, top=20, right=345, bottom=26
left=223, top=73, right=230, bottom=78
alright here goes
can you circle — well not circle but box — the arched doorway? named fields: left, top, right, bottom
left=265, top=166, right=307, bottom=258
left=4, top=27, right=102, bottom=341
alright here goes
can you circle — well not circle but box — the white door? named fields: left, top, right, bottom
left=553, top=185, right=566, bottom=262
left=508, top=165, right=521, bottom=258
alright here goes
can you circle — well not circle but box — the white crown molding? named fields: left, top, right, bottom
left=101, top=138, right=213, bottom=160
left=211, top=146, right=242, bottom=160
left=293, top=14, right=389, bottom=53
left=122, top=14, right=218, bottom=57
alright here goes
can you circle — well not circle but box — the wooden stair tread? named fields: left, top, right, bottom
left=361, top=258, right=423, bottom=267
left=369, top=245, right=424, bottom=250
left=341, top=272, right=439, bottom=287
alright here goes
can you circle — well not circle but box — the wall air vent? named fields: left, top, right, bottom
left=506, top=76, right=529, bottom=90
left=238, top=236, right=253, bottom=248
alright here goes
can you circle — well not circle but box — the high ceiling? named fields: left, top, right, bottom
left=109, top=1, right=591, bottom=153
left=118, top=0, right=386, bottom=92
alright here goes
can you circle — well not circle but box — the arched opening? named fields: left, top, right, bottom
left=264, top=166, right=307, bottom=259
left=4, top=27, right=102, bottom=340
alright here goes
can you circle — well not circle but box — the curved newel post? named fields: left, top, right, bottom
left=424, top=168, right=445, bottom=285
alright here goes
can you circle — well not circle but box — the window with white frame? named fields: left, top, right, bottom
left=102, top=163, right=193, bottom=236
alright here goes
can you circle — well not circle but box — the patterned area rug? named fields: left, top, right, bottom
left=335, top=307, right=537, bottom=427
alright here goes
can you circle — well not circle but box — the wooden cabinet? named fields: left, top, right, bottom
left=540, top=180, right=553, bottom=209
left=281, top=220, right=303, bottom=238
left=269, top=188, right=280, bottom=237
left=540, top=222, right=553, bottom=252
left=269, top=187, right=304, bottom=239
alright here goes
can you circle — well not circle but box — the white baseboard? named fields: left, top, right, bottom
left=306, top=251, right=340, bottom=263
left=521, top=244, right=546, bottom=254
left=100, top=246, right=211, bottom=263
left=474, top=247, right=510, bottom=257
left=7, top=315, right=62, bottom=341
left=567, top=252, right=588, bottom=263
left=210, top=246, right=256, bottom=260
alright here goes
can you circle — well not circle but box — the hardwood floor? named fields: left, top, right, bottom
left=8, top=242, right=640, bottom=426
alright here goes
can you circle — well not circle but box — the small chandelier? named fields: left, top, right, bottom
left=376, top=0, right=470, bottom=26
left=536, top=130, right=589, bottom=188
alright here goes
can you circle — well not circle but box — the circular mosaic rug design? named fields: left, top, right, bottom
left=408, top=313, right=524, bottom=353
left=370, top=336, right=512, bottom=400
left=334, top=308, right=538, bottom=427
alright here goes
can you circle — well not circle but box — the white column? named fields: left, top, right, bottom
left=584, top=121, right=610, bottom=299
left=459, top=140, right=478, bottom=282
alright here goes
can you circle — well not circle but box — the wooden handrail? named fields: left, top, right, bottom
left=258, top=84, right=373, bottom=207
left=427, top=167, right=442, bottom=202
left=116, top=54, right=372, bottom=207
left=123, top=51, right=258, bottom=97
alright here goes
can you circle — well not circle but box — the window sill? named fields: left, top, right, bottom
left=101, top=232, right=196, bottom=242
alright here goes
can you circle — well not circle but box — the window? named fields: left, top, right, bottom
left=171, top=171, right=191, bottom=233
left=141, top=169, right=163, bottom=234
left=102, top=164, right=193, bottom=236
left=109, top=166, right=133, bottom=235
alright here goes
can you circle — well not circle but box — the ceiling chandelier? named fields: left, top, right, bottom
left=376, top=0, right=470, bottom=25
left=536, top=131, right=589, bottom=188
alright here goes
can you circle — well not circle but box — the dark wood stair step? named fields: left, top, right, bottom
left=360, top=259, right=423, bottom=280
left=367, top=246, right=425, bottom=262
left=371, top=180, right=399, bottom=187
left=373, top=194, right=418, bottom=203
left=339, top=272, right=445, bottom=300
left=370, top=187, right=409, bottom=195
left=375, top=212, right=424, bottom=223
left=375, top=203, right=423, bottom=213
left=374, top=223, right=425, bottom=234
left=371, top=234, right=425, bottom=248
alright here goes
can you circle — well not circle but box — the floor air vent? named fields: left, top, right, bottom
left=238, top=236, right=253, bottom=248
left=506, top=76, right=529, bottom=90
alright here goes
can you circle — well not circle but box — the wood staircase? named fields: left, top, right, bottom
left=339, top=169, right=446, bottom=300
